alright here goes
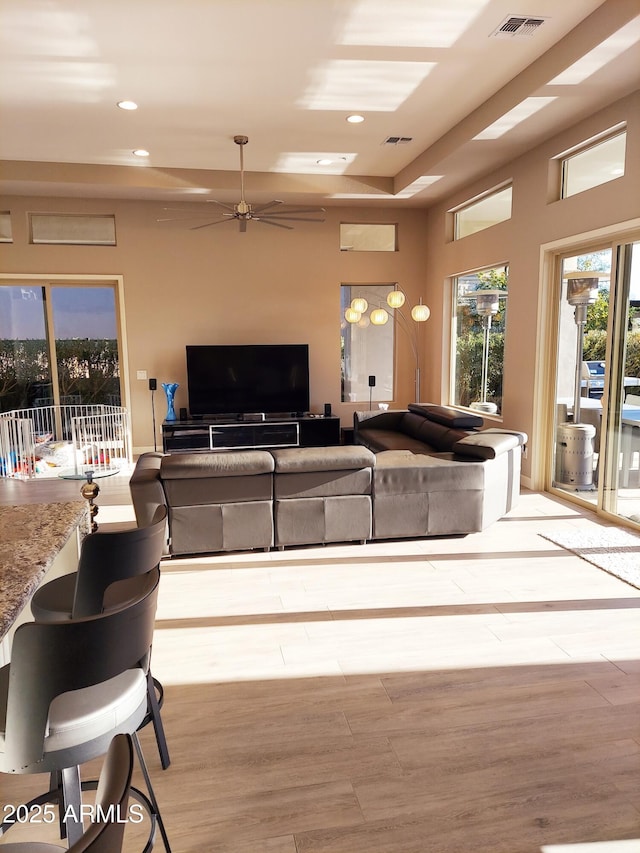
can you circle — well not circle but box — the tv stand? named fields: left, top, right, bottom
left=162, top=415, right=340, bottom=452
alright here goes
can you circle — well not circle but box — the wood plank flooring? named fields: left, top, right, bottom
left=0, top=475, right=638, bottom=852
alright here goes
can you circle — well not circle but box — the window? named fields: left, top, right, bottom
left=341, top=284, right=395, bottom=402
left=451, top=265, right=508, bottom=415
left=29, top=213, right=116, bottom=245
left=340, top=223, right=397, bottom=251
left=0, top=212, right=12, bottom=243
left=453, top=186, right=512, bottom=240
left=561, top=131, right=626, bottom=198
left=0, top=283, right=122, bottom=412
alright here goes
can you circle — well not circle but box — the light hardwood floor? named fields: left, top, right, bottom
left=0, top=474, right=639, bottom=852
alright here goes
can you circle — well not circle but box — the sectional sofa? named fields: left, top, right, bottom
left=129, top=404, right=527, bottom=556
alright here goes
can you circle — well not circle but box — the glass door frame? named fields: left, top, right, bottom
left=535, top=221, right=640, bottom=527
left=0, top=273, right=130, bottom=412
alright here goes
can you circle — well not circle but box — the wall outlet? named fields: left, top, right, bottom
left=136, top=370, right=148, bottom=380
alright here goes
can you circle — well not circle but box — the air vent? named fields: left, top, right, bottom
left=492, top=15, right=546, bottom=38
left=382, top=136, right=413, bottom=146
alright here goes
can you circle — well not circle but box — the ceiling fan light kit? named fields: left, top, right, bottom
left=161, top=135, right=326, bottom=233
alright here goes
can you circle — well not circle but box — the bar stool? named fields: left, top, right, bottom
left=0, top=733, right=134, bottom=852
left=0, top=569, right=171, bottom=852
left=30, top=506, right=171, bottom=770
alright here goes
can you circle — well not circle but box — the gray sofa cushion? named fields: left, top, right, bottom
left=356, top=428, right=435, bottom=454
left=161, top=449, right=274, bottom=478
left=161, top=449, right=275, bottom=507
left=416, top=419, right=471, bottom=452
left=374, top=450, right=484, bottom=494
left=170, top=502, right=274, bottom=554
left=271, top=445, right=375, bottom=473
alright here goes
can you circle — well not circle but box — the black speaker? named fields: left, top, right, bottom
left=324, top=403, right=332, bottom=417
left=179, top=407, right=188, bottom=421
left=368, top=375, right=376, bottom=387
left=148, top=377, right=157, bottom=391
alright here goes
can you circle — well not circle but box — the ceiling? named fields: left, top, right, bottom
left=0, top=0, right=639, bottom=208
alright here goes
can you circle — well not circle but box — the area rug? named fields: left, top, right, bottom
left=541, top=527, right=640, bottom=590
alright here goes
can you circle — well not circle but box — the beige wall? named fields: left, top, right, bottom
left=0, top=202, right=429, bottom=451
left=422, top=89, right=640, bottom=485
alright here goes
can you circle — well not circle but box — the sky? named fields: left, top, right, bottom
left=0, top=285, right=117, bottom=339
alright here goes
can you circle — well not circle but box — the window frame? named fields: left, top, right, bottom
left=449, top=264, right=509, bottom=416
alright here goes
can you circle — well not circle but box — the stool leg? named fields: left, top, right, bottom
left=61, top=764, right=84, bottom=846
left=132, top=731, right=172, bottom=853
left=147, top=670, right=171, bottom=769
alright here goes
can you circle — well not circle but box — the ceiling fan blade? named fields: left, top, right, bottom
left=206, top=199, right=238, bottom=213
left=189, top=218, right=235, bottom=230
left=251, top=200, right=284, bottom=214
left=256, top=218, right=294, bottom=230
left=267, top=207, right=326, bottom=215
left=260, top=215, right=325, bottom=223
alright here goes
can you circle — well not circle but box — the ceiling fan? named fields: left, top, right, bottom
left=159, top=135, right=326, bottom=232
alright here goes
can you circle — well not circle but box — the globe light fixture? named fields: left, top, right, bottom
left=351, top=297, right=368, bottom=313
left=370, top=308, right=389, bottom=325
left=387, top=287, right=406, bottom=309
left=344, top=307, right=362, bottom=323
left=411, top=300, right=431, bottom=322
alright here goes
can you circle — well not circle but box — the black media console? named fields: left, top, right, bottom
left=162, top=415, right=341, bottom=452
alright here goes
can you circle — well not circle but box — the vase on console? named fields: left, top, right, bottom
left=162, top=383, right=179, bottom=422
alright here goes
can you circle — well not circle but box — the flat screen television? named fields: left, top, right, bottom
left=186, top=344, right=310, bottom=417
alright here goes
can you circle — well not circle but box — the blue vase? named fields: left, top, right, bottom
left=162, top=382, right=179, bottom=422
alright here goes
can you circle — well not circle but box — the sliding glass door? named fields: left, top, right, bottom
left=600, top=240, right=640, bottom=522
left=551, top=237, right=640, bottom=526
left=0, top=282, right=122, bottom=412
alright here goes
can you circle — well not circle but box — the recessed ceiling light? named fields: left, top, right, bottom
left=133, top=149, right=149, bottom=157
left=346, top=114, right=365, bottom=124
left=117, top=100, right=138, bottom=111
left=317, top=158, right=333, bottom=165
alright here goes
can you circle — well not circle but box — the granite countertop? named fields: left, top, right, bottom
left=0, top=501, right=86, bottom=641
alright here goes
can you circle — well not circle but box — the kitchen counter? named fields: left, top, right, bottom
left=0, top=501, right=86, bottom=644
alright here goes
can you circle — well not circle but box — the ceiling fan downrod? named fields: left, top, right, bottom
left=234, top=135, right=250, bottom=217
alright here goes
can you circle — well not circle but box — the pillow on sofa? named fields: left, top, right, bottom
left=408, top=403, right=483, bottom=429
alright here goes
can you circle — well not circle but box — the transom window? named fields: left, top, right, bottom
left=453, top=186, right=512, bottom=240
left=560, top=130, right=626, bottom=198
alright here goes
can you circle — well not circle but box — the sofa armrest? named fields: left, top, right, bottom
left=129, top=452, right=168, bottom=528
left=453, top=429, right=528, bottom=460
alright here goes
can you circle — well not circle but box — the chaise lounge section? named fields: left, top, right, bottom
left=355, top=404, right=527, bottom=539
